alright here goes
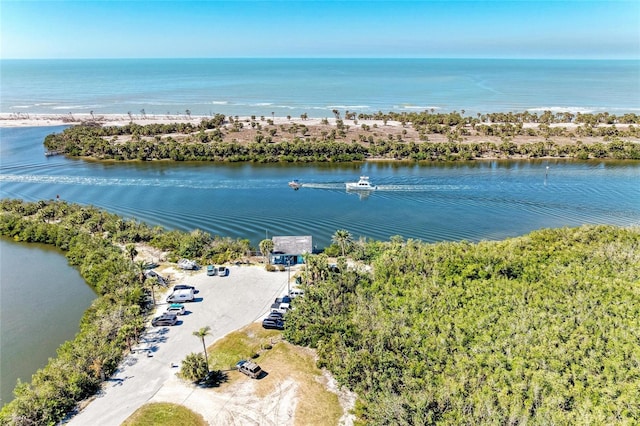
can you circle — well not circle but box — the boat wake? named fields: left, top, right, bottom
left=0, top=174, right=281, bottom=190
left=298, top=182, right=471, bottom=192
left=299, top=183, right=345, bottom=190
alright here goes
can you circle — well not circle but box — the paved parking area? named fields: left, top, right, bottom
left=68, top=264, right=291, bottom=426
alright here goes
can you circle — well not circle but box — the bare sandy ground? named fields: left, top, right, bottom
left=4, top=112, right=633, bottom=151
left=0, top=112, right=373, bottom=128
left=66, top=262, right=354, bottom=426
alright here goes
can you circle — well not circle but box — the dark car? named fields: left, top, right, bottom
left=262, top=318, right=285, bottom=330
left=173, top=284, right=196, bottom=292
left=274, top=295, right=292, bottom=304
left=151, top=312, right=178, bottom=326
left=266, top=312, right=284, bottom=321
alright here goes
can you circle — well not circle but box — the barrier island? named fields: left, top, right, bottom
left=38, top=110, right=640, bottom=162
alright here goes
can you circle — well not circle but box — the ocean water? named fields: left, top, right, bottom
left=1, top=58, right=638, bottom=118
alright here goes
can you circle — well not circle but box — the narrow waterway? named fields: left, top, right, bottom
left=0, top=238, right=96, bottom=405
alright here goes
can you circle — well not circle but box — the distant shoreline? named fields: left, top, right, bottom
left=0, top=112, right=389, bottom=131
left=0, top=113, right=242, bottom=128
left=1, top=112, right=638, bottom=134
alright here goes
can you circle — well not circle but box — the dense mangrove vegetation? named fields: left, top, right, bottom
left=43, top=111, right=640, bottom=162
left=0, top=199, right=251, bottom=425
left=286, top=226, right=640, bottom=424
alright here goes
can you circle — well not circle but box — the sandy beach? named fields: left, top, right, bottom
left=0, top=112, right=369, bottom=129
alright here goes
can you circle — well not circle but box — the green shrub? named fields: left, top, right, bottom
left=179, top=353, right=208, bottom=382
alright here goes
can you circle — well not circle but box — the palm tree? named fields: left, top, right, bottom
left=332, top=229, right=353, bottom=257
left=180, top=353, right=208, bottom=382
left=259, top=239, right=274, bottom=264
left=193, top=326, right=211, bottom=373
left=134, top=260, right=147, bottom=284
left=125, top=243, right=138, bottom=262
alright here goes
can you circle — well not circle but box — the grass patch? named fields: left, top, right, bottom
left=121, top=402, right=207, bottom=426
left=208, top=323, right=344, bottom=426
left=207, top=324, right=282, bottom=371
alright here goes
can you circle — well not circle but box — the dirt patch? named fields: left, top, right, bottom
left=133, top=243, right=169, bottom=264
left=322, top=370, right=357, bottom=426
left=150, top=374, right=298, bottom=426
left=144, top=324, right=354, bottom=426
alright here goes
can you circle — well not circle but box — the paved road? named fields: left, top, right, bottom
left=67, top=265, right=290, bottom=426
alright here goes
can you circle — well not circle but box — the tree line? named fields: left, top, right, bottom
left=285, top=225, right=640, bottom=424
left=354, top=110, right=640, bottom=126
left=43, top=120, right=640, bottom=162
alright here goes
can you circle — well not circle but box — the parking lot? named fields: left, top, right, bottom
left=68, top=264, right=291, bottom=426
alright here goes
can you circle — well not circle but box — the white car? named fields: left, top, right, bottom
left=177, top=259, right=198, bottom=270
left=166, top=303, right=185, bottom=315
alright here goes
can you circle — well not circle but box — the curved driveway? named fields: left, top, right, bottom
left=68, top=265, right=289, bottom=426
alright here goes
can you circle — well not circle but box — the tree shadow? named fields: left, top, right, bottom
left=107, top=375, right=133, bottom=387
left=197, top=370, right=229, bottom=388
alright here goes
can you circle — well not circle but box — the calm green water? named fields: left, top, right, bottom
left=0, top=238, right=96, bottom=405
left=1, top=126, right=639, bottom=405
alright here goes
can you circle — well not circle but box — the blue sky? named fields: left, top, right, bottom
left=1, top=1, right=638, bottom=59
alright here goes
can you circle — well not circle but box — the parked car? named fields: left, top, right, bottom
left=217, top=266, right=228, bottom=276
left=262, top=318, right=285, bottom=330
left=177, top=258, right=198, bottom=270
left=151, top=312, right=178, bottom=326
left=236, top=360, right=262, bottom=378
left=206, top=265, right=216, bottom=276
left=270, top=302, right=290, bottom=315
left=275, top=295, right=292, bottom=304
left=288, top=288, right=305, bottom=298
left=166, top=303, right=185, bottom=315
left=173, top=284, right=196, bottom=292
left=166, top=288, right=195, bottom=303
left=266, top=312, right=284, bottom=321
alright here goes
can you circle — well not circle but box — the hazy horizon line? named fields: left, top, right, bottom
left=2, top=56, right=639, bottom=61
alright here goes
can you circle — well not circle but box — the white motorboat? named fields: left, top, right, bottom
left=346, top=176, right=376, bottom=190
left=288, top=179, right=302, bottom=190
